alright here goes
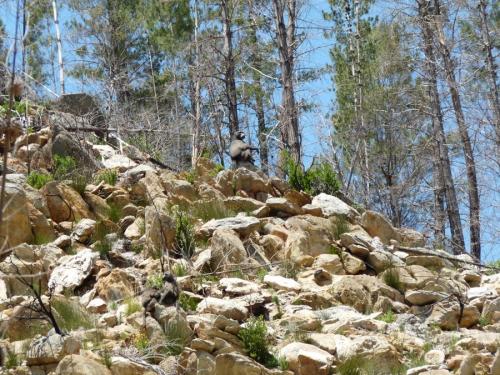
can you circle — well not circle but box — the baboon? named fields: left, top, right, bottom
left=229, top=131, right=259, bottom=168
left=141, top=272, right=180, bottom=317
left=5, top=76, right=24, bottom=101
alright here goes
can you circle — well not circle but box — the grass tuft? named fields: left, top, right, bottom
left=239, top=316, right=279, bottom=368
left=52, top=298, right=95, bottom=332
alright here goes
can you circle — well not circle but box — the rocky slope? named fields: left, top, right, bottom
left=0, top=113, right=499, bottom=375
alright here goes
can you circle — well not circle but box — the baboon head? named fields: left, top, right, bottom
left=235, top=131, right=246, bottom=141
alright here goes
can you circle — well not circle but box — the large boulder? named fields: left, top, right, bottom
left=215, top=352, right=287, bottom=375
left=200, top=216, right=260, bottom=237
left=48, top=248, right=99, bottom=294
left=41, top=182, right=94, bottom=223
left=310, top=193, right=359, bottom=219
left=0, top=181, right=34, bottom=247
left=360, top=210, right=400, bottom=244
left=26, top=334, right=81, bottom=366
left=279, top=342, right=333, bottom=375
left=209, top=229, right=248, bottom=272
left=283, top=216, right=335, bottom=260
left=95, top=268, right=140, bottom=301
left=144, top=206, right=175, bottom=258
left=51, top=125, right=102, bottom=172
left=196, top=297, right=248, bottom=321
left=55, top=354, right=112, bottom=375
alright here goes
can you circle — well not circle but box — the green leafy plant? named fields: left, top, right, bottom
left=95, top=169, right=118, bottom=186
left=107, top=203, right=123, bottom=223
left=124, top=297, right=142, bottom=316
left=282, top=151, right=340, bottom=195
left=27, top=171, right=53, bottom=189
left=173, top=209, right=196, bottom=260
left=256, top=268, right=268, bottom=282
left=53, top=154, right=77, bottom=180
left=383, top=267, right=402, bottom=292
left=173, top=263, right=188, bottom=277
left=5, top=351, right=20, bottom=369
left=146, top=273, right=164, bottom=289
left=133, top=332, right=150, bottom=352
left=163, top=316, right=192, bottom=355
left=178, top=292, right=200, bottom=312
left=377, top=309, right=396, bottom=323
left=52, top=298, right=95, bottom=332
left=238, top=316, right=278, bottom=368
left=478, top=313, right=492, bottom=327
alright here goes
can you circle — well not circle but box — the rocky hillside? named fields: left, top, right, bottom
left=0, top=112, right=499, bottom=375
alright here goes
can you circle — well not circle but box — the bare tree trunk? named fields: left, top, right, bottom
left=432, top=136, right=447, bottom=248
left=432, top=0, right=481, bottom=259
left=273, top=0, right=301, bottom=168
left=190, top=0, right=201, bottom=167
left=477, top=0, right=500, bottom=152
left=417, top=0, right=465, bottom=254
left=249, top=11, right=269, bottom=174
left=52, top=0, right=65, bottom=94
left=221, top=0, right=239, bottom=138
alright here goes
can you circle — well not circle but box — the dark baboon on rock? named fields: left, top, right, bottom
left=5, top=76, right=24, bottom=101
left=229, top=131, right=259, bottom=168
left=141, top=272, right=180, bottom=316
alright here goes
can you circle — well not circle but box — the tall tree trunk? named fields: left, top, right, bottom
left=249, top=12, right=269, bottom=174
left=52, top=0, right=65, bottom=94
left=221, top=0, right=239, bottom=138
left=273, top=0, right=301, bottom=168
left=417, top=0, right=465, bottom=254
left=190, top=0, right=201, bottom=167
left=477, top=0, right=500, bottom=152
left=432, top=0, right=481, bottom=259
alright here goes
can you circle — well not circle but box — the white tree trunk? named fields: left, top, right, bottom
left=52, top=0, right=65, bottom=94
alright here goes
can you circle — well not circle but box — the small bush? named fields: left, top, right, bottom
left=377, top=309, right=396, bottom=323
left=238, top=316, right=278, bottom=368
left=333, top=217, right=350, bottom=239
left=5, top=351, right=20, bottom=369
left=95, top=169, right=118, bottom=186
left=134, top=332, right=150, bottom=352
left=27, top=171, right=53, bottom=189
left=478, top=314, right=492, bottom=327
left=163, top=316, right=192, bottom=355
left=53, top=154, right=77, bottom=180
left=282, top=151, right=340, bottom=196
left=256, top=268, right=267, bottom=282
left=146, top=273, right=164, bottom=289
left=173, top=263, right=188, bottom=277
left=178, top=292, right=200, bottom=312
left=52, top=298, right=95, bottom=332
left=124, top=297, right=142, bottom=316
left=383, top=268, right=402, bottom=292
left=174, top=209, right=196, bottom=260
left=107, top=203, right=123, bottom=223
left=70, top=173, right=89, bottom=195
left=191, top=200, right=235, bottom=221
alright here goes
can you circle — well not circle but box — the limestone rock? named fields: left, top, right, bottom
left=95, top=268, right=140, bottom=300
left=361, top=210, right=400, bottom=244
left=48, top=249, right=98, bottom=294
left=55, top=354, right=112, bottom=375
left=279, top=342, right=333, bottom=375
left=200, top=216, right=260, bottom=237
left=102, top=154, right=137, bottom=171
left=264, top=275, right=301, bottom=292
left=266, top=197, right=303, bottom=216
left=310, top=193, right=359, bottom=219
left=196, top=297, right=248, bottom=321
left=42, top=182, right=94, bottom=223
left=71, top=218, right=96, bottom=243
left=0, top=181, right=34, bottom=247
left=209, top=229, right=248, bottom=272
left=26, top=334, right=81, bottom=366
left=219, top=278, right=260, bottom=296
left=214, top=352, right=287, bottom=375
left=224, top=196, right=265, bottom=213
left=144, top=206, right=175, bottom=258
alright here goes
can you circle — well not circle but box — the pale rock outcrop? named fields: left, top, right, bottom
left=209, top=229, right=248, bottom=272
left=26, top=334, right=81, bottom=366
left=200, top=216, right=260, bottom=237
left=0, top=181, right=34, bottom=247
left=361, top=210, right=400, bottom=244
left=70, top=218, right=96, bottom=243
left=264, top=275, right=301, bottom=292
left=42, top=182, right=94, bottom=223
left=310, top=193, right=359, bottom=219
left=279, top=342, right=334, bottom=375
left=48, top=248, right=98, bottom=293
left=55, top=354, right=112, bottom=375
left=196, top=297, right=249, bottom=321
left=95, top=268, right=140, bottom=300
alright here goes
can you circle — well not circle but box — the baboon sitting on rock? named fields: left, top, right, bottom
left=230, top=131, right=259, bottom=169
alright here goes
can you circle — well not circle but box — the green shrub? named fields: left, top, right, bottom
left=377, top=309, right=396, bottom=323
left=133, top=332, right=150, bottom=352
left=238, top=316, right=278, bottom=368
left=163, top=315, right=192, bottom=355
left=383, top=268, right=402, bottom=292
left=191, top=200, right=235, bottom=221
left=333, top=217, right=350, bottom=239
left=53, top=154, right=77, bottom=180
left=279, top=260, right=299, bottom=279
left=178, top=292, right=200, bottom=312
left=27, top=171, right=53, bottom=189
left=95, top=169, right=118, bottom=186
left=173, top=263, right=188, bottom=277
left=52, top=298, right=95, bottom=332
left=124, top=297, right=141, bottom=316
left=256, top=268, right=268, bottom=282
left=174, top=209, right=196, bottom=260
left=282, top=151, right=340, bottom=195
left=107, top=203, right=123, bottom=223
left=5, top=351, right=20, bottom=369
left=146, top=273, right=164, bottom=289
left=70, top=173, right=89, bottom=195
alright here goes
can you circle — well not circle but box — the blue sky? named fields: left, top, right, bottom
left=1, top=0, right=498, bottom=262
